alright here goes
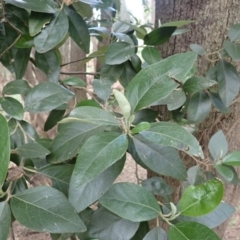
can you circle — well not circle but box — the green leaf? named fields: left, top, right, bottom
left=93, top=79, right=112, bottom=101
left=77, top=99, right=101, bottom=108
left=161, top=20, right=194, bottom=27
left=208, top=130, right=228, bottom=161
left=105, top=42, right=135, bottom=65
left=11, top=186, right=86, bottom=233
left=29, top=12, right=52, bottom=36
left=168, top=222, right=221, bottom=240
left=222, top=151, right=240, bottom=166
left=133, top=135, right=187, bottom=180
left=99, top=182, right=160, bottom=222
left=140, top=122, right=204, bottom=158
left=35, top=50, right=60, bottom=83
left=88, top=207, right=139, bottom=240
left=73, top=2, right=93, bottom=18
left=130, top=54, right=142, bottom=72
left=131, top=222, right=150, bottom=240
left=6, top=0, right=56, bottom=13
left=34, top=10, right=69, bottom=53
left=16, top=142, right=50, bottom=158
left=47, top=122, right=107, bottom=163
left=144, top=26, right=176, bottom=46
left=143, top=227, right=167, bottom=240
left=44, top=109, right=65, bottom=131
left=100, top=64, right=123, bottom=83
left=179, top=179, right=224, bottom=217
left=223, top=40, right=240, bottom=61
left=24, top=82, right=74, bottom=113
left=189, top=44, right=206, bottom=56
left=64, top=6, right=90, bottom=53
left=183, top=76, right=217, bottom=94
left=142, top=177, right=173, bottom=196
left=0, top=202, right=11, bottom=240
left=15, top=35, right=34, bottom=48
left=187, top=166, right=204, bottom=185
left=61, top=106, right=120, bottom=126
left=187, top=91, right=212, bottom=124
left=113, top=89, right=131, bottom=119
left=126, top=52, right=197, bottom=113
left=62, top=77, right=86, bottom=87
left=133, top=109, right=158, bottom=125
left=131, top=122, right=151, bottom=134
left=39, top=164, right=74, bottom=196
left=1, top=97, right=24, bottom=120
left=69, top=157, right=125, bottom=212
left=141, top=47, right=161, bottom=65
left=178, top=202, right=235, bottom=229
left=217, top=60, right=240, bottom=107
left=209, top=92, right=229, bottom=114
left=214, top=164, right=235, bottom=182
left=3, top=79, right=31, bottom=96
left=119, top=61, right=137, bottom=88
left=228, top=23, right=240, bottom=42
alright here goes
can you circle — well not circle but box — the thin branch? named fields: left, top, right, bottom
left=182, top=150, right=210, bottom=167
left=60, top=71, right=100, bottom=76
left=135, top=162, right=140, bottom=184
left=61, top=57, right=92, bottom=67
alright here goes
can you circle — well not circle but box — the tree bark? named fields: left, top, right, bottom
left=149, top=1, right=240, bottom=238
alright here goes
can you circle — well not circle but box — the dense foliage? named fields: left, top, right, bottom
left=0, top=0, right=240, bottom=239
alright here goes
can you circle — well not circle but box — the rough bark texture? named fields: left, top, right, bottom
left=150, top=0, right=240, bottom=238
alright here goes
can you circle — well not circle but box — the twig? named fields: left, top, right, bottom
left=61, top=57, right=95, bottom=67
left=135, top=162, right=140, bottom=184
left=11, top=222, right=15, bottom=240
left=182, top=150, right=210, bottom=167
left=60, top=71, right=100, bottom=76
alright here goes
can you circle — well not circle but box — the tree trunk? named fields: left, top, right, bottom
left=149, top=1, right=240, bottom=238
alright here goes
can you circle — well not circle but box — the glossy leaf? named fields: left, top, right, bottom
left=6, top=0, right=55, bottom=13
left=223, top=40, right=240, bottom=61
left=16, top=142, right=50, bottom=158
left=228, top=23, right=240, bottom=42
left=24, top=82, right=74, bottom=113
left=168, top=222, right=221, bottom=240
left=142, top=177, right=173, bottom=196
left=88, top=207, right=139, bottom=240
left=64, top=6, right=90, bottom=53
left=179, top=179, right=224, bottom=217
left=223, top=151, right=240, bottom=166
left=131, top=122, right=151, bottom=134
left=62, top=77, right=86, bottom=87
left=217, top=60, right=240, bottom=107
left=35, top=50, right=60, bottom=83
left=39, top=164, right=74, bottom=196
left=11, top=186, right=86, bottom=233
left=189, top=44, right=206, bottom=56
left=140, top=122, right=204, bottom=158
left=44, top=109, right=65, bottom=131
left=3, top=79, right=31, bottom=96
left=133, top=135, right=187, bottom=180
left=34, top=10, right=69, bottom=53
left=105, top=42, right=135, bottom=65
left=77, top=99, right=101, bottom=108
left=141, top=47, right=161, bottom=65
left=93, top=79, right=112, bottom=101
left=69, top=157, right=125, bottom=213
left=100, top=182, right=160, bottom=222
left=187, top=91, right=212, bottom=124
left=126, top=52, right=197, bottom=113
left=144, top=26, right=176, bottom=46
left=130, top=54, right=142, bottom=72
left=1, top=97, right=24, bottom=120
left=208, top=130, right=228, bottom=161
left=0, top=202, right=11, bottom=240
left=143, top=227, right=167, bottom=240
left=214, top=164, right=235, bottom=182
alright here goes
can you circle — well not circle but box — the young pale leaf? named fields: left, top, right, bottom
left=189, top=44, right=206, bottom=56
left=187, top=91, right=212, bottom=124
left=11, top=186, right=86, bottom=233
left=35, top=50, right=60, bottom=83
left=140, top=122, right=204, bottom=158
left=1, top=97, right=24, bottom=120
left=133, top=135, right=187, bottom=180
left=0, top=114, right=10, bottom=188
left=0, top=202, right=11, bottom=240
left=69, top=157, right=125, bottom=213
left=143, top=227, right=167, bottom=240
left=62, top=77, right=86, bottom=87
left=105, top=42, right=135, bottom=65
left=64, top=6, right=90, bottom=53
left=168, top=222, right=221, bottom=240
left=208, top=130, right=228, bottom=161
left=179, top=179, right=224, bottom=217
left=144, top=26, right=176, bottom=45
left=34, top=10, right=68, bottom=53
left=222, top=151, right=240, bottom=166
left=5, top=0, right=55, bottom=13
left=223, top=41, right=240, bottom=61
left=126, top=52, right=197, bottom=113
left=214, top=164, right=235, bottom=182
left=131, top=122, right=151, bottom=134
left=24, top=82, right=74, bottom=113
left=88, top=207, right=139, bottom=240
left=16, top=142, right=50, bottom=158
left=217, top=60, right=240, bottom=107
left=141, top=46, right=161, bottom=65
left=228, top=23, right=240, bottom=42
left=99, top=182, right=160, bottom=222
left=3, top=80, right=31, bottom=96
left=142, top=177, right=173, bottom=196
left=113, top=89, right=131, bottom=119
